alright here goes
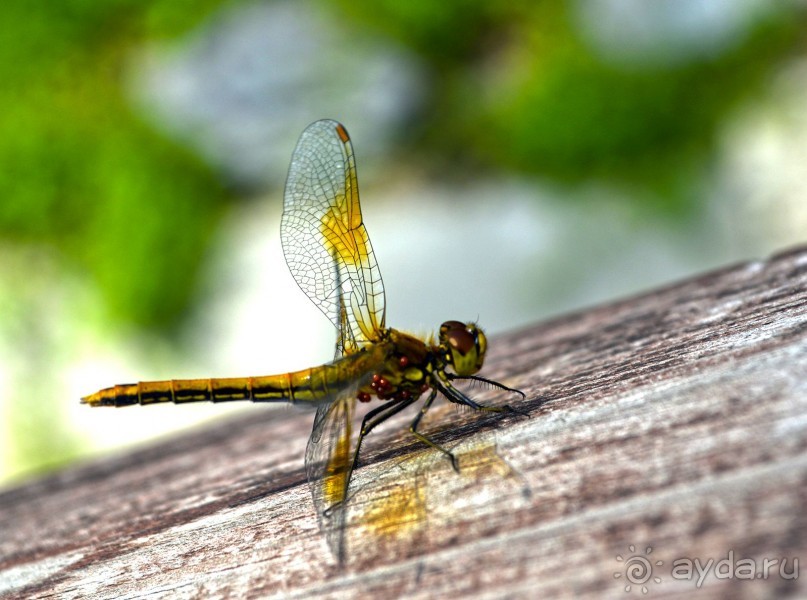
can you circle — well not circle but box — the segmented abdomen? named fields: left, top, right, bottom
left=82, top=358, right=369, bottom=407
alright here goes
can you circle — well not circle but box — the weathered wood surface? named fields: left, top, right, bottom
left=2, top=246, right=807, bottom=599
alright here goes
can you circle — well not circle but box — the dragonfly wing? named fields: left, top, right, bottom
left=282, top=119, right=386, bottom=356
left=305, top=388, right=358, bottom=563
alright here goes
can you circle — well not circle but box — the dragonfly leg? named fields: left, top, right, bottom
left=409, top=389, right=459, bottom=472
left=437, top=378, right=530, bottom=418
left=345, top=396, right=417, bottom=501
left=449, top=374, right=527, bottom=400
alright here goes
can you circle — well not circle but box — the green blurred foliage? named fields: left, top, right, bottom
left=0, top=0, right=233, bottom=329
left=0, top=0, right=239, bottom=483
left=3, top=0, right=803, bottom=329
left=329, top=0, right=806, bottom=216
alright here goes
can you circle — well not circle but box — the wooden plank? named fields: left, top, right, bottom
left=1, top=245, right=806, bottom=599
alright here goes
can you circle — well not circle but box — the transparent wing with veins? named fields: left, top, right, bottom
left=281, top=119, right=386, bottom=356
left=305, top=389, right=356, bottom=563
left=281, top=119, right=387, bottom=562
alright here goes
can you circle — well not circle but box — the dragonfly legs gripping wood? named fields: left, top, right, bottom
left=409, top=389, right=459, bottom=472
left=337, top=381, right=528, bottom=510
left=442, top=374, right=530, bottom=418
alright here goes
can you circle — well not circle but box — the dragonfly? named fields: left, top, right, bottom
left=82, top=119, right=526, bottom=562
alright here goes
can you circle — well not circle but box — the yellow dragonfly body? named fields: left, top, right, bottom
left=82, top=119, right=525, bottom=561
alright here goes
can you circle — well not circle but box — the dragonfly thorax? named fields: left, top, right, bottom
left=355, top=322, right=488, bottom=404
left=356, top=328, right=434, bottom=403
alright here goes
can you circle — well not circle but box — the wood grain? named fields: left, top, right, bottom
left=2, top=246, right=806, bottom=599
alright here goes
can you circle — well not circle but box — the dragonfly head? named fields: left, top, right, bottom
left=439, top=320, right=487, bottom=376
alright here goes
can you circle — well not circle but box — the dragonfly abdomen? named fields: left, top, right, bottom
left=81, top=363, right=354, bottom=407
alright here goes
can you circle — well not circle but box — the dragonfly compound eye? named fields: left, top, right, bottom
left=440, top=321, right=487, bottom=376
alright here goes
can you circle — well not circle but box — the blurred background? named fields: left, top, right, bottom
left=1, top=0, right=806, bottom=486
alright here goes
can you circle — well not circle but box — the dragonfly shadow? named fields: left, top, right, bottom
left=339, top=431, right=532, bottom=566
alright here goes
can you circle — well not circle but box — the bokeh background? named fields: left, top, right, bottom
left=2, top=0, right=806, bottom=486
